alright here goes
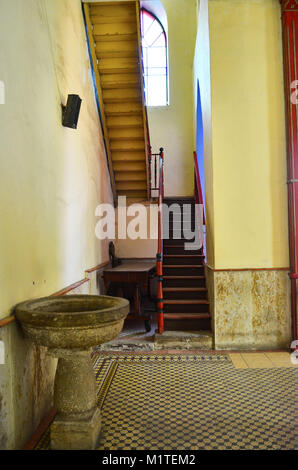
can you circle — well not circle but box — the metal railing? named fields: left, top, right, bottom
left=155, top=148, right=165, bottom=334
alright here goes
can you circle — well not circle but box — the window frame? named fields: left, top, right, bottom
left=140, top=8, right=169, bottom=107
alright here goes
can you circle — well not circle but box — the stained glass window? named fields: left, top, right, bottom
left=141, top=9, right=168, bottom=106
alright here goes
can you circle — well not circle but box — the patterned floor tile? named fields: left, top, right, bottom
left=35, top=353, right=298, bottom=450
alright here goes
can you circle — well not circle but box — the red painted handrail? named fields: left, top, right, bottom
left=193, top=151, right=205, bottom=224
left=193, top=151, right=206, bottom=258
left=156, top=148, right=164, bottom=334
left=281, top=1, right=298, bottom=342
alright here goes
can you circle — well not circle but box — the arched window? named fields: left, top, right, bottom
left=140, top=9, right=168, bottom=107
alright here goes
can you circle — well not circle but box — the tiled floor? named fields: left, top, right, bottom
left=34, top=352, right=298, bottom=450
left=230, top=352, right=297, bottom=369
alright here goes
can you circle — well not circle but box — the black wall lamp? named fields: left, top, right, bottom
left=62, top=94, right=82, bottom=129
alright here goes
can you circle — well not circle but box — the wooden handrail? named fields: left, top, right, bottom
left=193, top=151, right=206, bottom=258
left=280, top=0, right=298, bottom=342
left=0, top=262, right=109, bottom=329
left=0, top=315, right=16, bottom=328
left=157, top=148, right=164, bottom=334
left=136, top=1, right=152, bottom=201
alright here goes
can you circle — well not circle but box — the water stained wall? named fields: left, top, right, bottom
left=0, top=0, right=112, bottom=449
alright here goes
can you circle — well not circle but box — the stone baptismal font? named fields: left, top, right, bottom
left=15, top=295, right=129, bottom=450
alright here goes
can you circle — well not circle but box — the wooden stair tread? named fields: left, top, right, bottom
left=163, top=276, right=205, bottom=279
left=164, top=255, right=204, bottom=258
left=111, top=147, right=145, bottom=152
left=85, top=0, right=149, bottom=200
left=93, top=33, right=138, bottom=42
left=163, top=300, right=209, bottom=305
left=102, top=81, right=140, bottom=90
left=110, top=137, right=144, bottom=142
left=164, top=313, right=211, bottom=319
left=163, top=265, right=204, bottom=268
left=163, top=243, right=204, bottom=250
left=90, top=16, right=137, bottom=25
left=104, top=97, right=141, bottom=103
left=106, top=111, right=143, bottom=117
left=163, top=287, right=207, bottom=292
left=114, top=164, right=146, bottom=169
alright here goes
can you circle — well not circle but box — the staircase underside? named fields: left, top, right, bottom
left=84, top=1, right=149, bottom=202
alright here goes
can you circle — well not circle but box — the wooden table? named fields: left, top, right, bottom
left=103, top=260, right=156, bottom=331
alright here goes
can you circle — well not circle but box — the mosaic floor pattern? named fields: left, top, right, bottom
left=35, top=353, right=298, bottom=450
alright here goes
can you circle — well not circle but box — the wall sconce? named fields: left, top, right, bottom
left=62, top=94, right=82, bottom=129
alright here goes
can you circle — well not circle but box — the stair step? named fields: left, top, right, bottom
left=163, top=197, right=195, bottom=206
left=163, top=265, right=204, bottom=269
left=103, top=88, right=141, bottom=101
left=163, top=276, right=205, bottom=279
left=106, top=110, right=143, bottom=117
left=164, top=318, right=211, bottom=331
left=90, top=15, right=137, bottom=25
left=115, top=171, right=147, bottom=182
left=163, top=300, right=209, bottom=305
left=111, top=138, right=145, bottom=148
left=111, top=144, right=145, bottom=152
left=163, top=255, right=204, bottom=265
left=163, top=266, right=205, bottom=276
left=163, top=276, right=206, bottom=288
left=116, top=181, right=147, bottom=191
left=97, top=50, right=138, bottom=60
left=105, top=102, right=142, bottom=114
left=163, top=313, right=210, bottom=320
left=94, top=33, right=138, bottom=44
left=109, top=127, right=144, bottom=140
left=98, top=58, right=139, bottom=75
left=93, top=23, right=137, bottom=37
left=101, top=74, right=140, bottom=89
left=86, top=1, right=148, bottom=201
left=162, top=239, right=193, bottom=246
left=163, top=288, right=207, bottom=292
left=113, top=161, right=146, bottom=172
left=90, top=3, right=136, bottom=18
left=163, top=245, right=203, bottom=255
left=104, top=96, right=141, bottom=104
left=107, top=116, right=143, bottom=128
left=110, top=136, right=144, bottom=142
left=117, top=190, right=148, bottom=198
left=95, top=39, right=138, bottom=55
left=164, top=255, right=204, bottom=258
left=163, top=299, right=209, bottom=314
left=163, top=287, right=208, bottom=300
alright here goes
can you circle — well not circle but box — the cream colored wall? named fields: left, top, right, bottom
left=115, top=202, right=158, bottom=258
left=208, top=0, right=288, bottom=269
left=0, top=0, right=113, bottom=321
left=147, top=0, right=198, bottom=197
left=0, top=0, right=112, bottom=449
left=194, top=0, right=215, bottom=266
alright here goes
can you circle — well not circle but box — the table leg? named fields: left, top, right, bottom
left=117, top=284, right=123, bottom=298
left=133, top=285, right=141, bottom=316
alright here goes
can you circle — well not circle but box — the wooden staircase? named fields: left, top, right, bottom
left=162, top=197, right=211, bottom=331
left=84, top=1, right=149, bottom=202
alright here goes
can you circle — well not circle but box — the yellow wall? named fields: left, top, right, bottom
left=115, top=202, right=158, bottom=258
left=0, top=0, right=113, bottom=449
left=0, top=0, right=113, bottom=321
left=147, top=0, right=198, bottom=197
left=194, top=0, right=215, bottom=266
left=208, top=0, right=288, bottom=269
